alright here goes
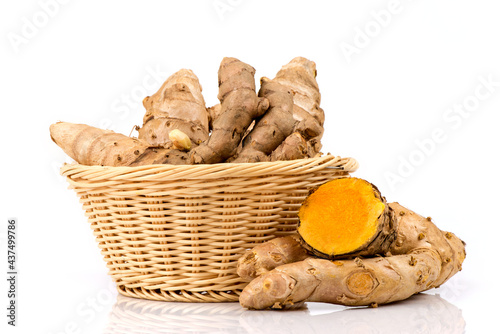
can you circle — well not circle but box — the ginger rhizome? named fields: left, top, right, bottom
left=238, top=177, right=466, bottom=309
left=270, top=132, right=310, bottom=161
left=50, top=122, right=188, bottom=166
left=272, top=57, right=325, bottom=157
left=207, top=104, right=222, bottom=131
left=233, top=77, right=295, bottom=163
left=190, top=57, right=269, bottom=164
left=138, top=69, right=209, bottom=148
left=50, top=57, right=328, bottom=167
left=238, top=235, right=309, bottom=281
left=169, top=129, right=192, bottom=151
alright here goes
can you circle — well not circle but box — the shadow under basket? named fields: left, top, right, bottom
left=61, top=155, right=358, bottom=302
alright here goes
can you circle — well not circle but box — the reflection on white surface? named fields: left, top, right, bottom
left=104, top=293, right=465, bottom=334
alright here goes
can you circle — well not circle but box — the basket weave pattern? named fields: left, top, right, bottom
left=62, top=155, right=358, bottom=302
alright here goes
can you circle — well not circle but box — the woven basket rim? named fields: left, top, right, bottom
left=60, top=154, right=358, bottom=181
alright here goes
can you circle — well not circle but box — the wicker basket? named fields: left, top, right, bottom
left=61, top=155, right=358, bottom=302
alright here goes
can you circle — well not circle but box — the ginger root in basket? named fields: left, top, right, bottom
left=190, top=57, right=269, bottom=164
left=238, top=177, right=466, bottom=309
left=227, top=57, right=325, bottom=163
left=138, top=69, right=209, bottom=148
left=271, top=57, right=325, bottom=158
left=50, top=122, right=189, bottom=166
left=169, top=129, right=192, bottom=151
left=51, top=57, right=329, bottom=165
left=270, top=131, right=311, bottom=161
left=233, top=77, right=295, bottom=163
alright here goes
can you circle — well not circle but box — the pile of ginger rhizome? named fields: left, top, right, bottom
left=50, top=57, right=324, bottom=166
left=50, top=57, right=466, bottom=310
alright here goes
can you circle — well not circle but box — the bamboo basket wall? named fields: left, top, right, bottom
left=61, top=155, right=358, bottom=302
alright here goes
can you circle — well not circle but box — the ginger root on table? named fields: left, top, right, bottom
left=238, top=177, right=466, bottom=309
left=238, top=235, right=309, bottom=281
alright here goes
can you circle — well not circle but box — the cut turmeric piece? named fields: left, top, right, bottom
left=298, top=178, right=396, bottom=258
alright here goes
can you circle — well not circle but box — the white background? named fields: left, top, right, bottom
left=1, top=0, right=499, bottom=333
